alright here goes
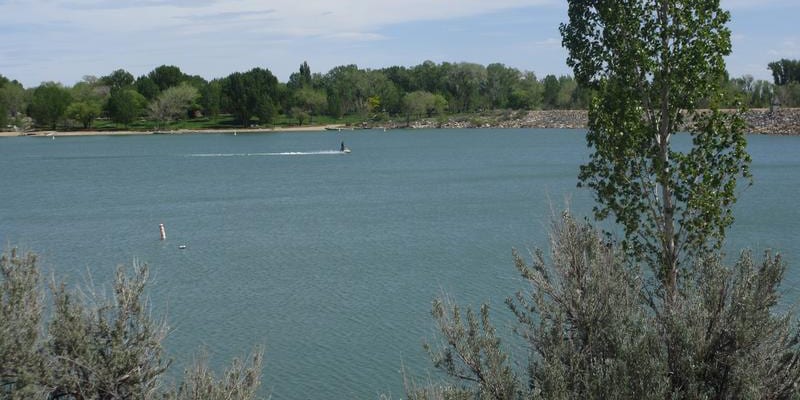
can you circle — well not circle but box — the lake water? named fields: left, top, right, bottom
left=1, top=129, right=798, bottom=399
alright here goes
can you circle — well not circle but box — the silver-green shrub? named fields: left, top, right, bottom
left=416, top=215, right=800, bottom=399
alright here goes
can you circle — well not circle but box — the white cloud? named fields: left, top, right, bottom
left=3, top=0, right=558, bottom=36
left=321, top=32, right=387, bottom=42
left=0, top=0, right=561, bottom=85
left=768, top=37, right=800, bottom=57
left=722, top=0, right=796, bottom=9
left=534, top=38, right=561, bottom=47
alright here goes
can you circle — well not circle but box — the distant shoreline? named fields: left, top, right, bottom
left=3, top=108, right=799, bottom=137
left=0, top=124, right=339, bottom=137
left=399, top=108, right=800, bottom=135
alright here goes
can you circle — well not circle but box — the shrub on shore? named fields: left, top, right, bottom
left=0, top=249, right=264, bottom=400
left=412, top=214, right=800, bottom=399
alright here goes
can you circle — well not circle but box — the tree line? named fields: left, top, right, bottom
left=2, top=59, right=799, bottom=131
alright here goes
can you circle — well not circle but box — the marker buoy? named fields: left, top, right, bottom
left=159, top=223, right=166, bottom=240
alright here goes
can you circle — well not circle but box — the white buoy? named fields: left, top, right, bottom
left=159, top=223, right=166, bottom=240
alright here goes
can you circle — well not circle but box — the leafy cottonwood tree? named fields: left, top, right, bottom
left=561, top=0, right=754, bottom=392
left=287, top=61, right=312, bottom=90
left=101, top=69, right=135, bottom=92
left=0, top=76, right=27, bottom=129
left=148, top=65, right=187, bottom=92
left=107, top=89, right=146, bottom=127
left=200, top=79, right=223, bottom=118
left=223, top=68, right=279, bottom=126
left=509, top=72, right=543, bottom=110
left=0, top=77, right=10, bottom=128
left=293, top=87, right=327, bottom=124
left=28, top=82, right=72, bottom=129
left=402, top=91, right=446, bottom=125
left=66, top=102, right=102, bottom=129
left=768, top=59, right=800, bottom=86
left=561, top=0, right=750, bottom=295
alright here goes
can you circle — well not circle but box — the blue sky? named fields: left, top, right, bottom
left=1, top=0, right=797, bottom=88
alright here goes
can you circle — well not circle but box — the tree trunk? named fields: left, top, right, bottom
left=657, top=1, right=682, bottom=397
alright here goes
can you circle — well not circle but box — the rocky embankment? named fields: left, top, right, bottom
left=396, top=108, right=800, bottom=135
left=742, top=109, right=800, bottom=135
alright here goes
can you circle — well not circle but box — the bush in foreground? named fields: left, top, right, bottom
left=0, top=249, right=264, bottom=400
left=413, top=214, right=800, bottom=399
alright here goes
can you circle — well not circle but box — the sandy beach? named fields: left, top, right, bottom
left=0, top=124, right=341, bottom=137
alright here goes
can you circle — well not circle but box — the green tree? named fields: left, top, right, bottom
left=289, top=106, right=308, bottom=125
left=135, top=76, right=160, bottom=100
left=222, top=68, right=279, bottom=127
left=555, top=75, right=577, bottom=109
left=71, top=77, right=108, bottom=104
left=148, top=65, right=187, bottom=92
left=287, top=61, right=312, bottom=90
left=402, top=91, right=446, bottom=125
left=322, top=65, right=370, bottom=117
left=381, top=65, right=413, bottom=94
left=410, top=61, right=449, bottom=95
left=402, top=91, right=428, bottom=125
left=200, top=79, right=224, bottom=118
left=561, top=0, right=753, bottom=392
left=148, top=82, right=200, bottom=127
left=0, top=75, right=17, bottom=128
left=365, top=70, right=401, bottom=115
left=0, top=78, right=26, bottom=124
left=107, top=88, right=146, bottom=127
left=28, top=82, right=72, bottom=129
left=767, top=59, right=800, bottom=86
left=509, top=72, right=543, bottom=110
left=293, top=87, right=327, bottom=124
left=65, top=101, right=102, bottom=129
left=562, top=0, right=751, bottom=288
left=67, top=77, right=108, bottom=129
left=776, top=81, right=800, bottom=107
left=541, top=75, right=560, bottom=109
left=446, top=63, right=487, bottom=113
left=101, top=69, right=135, bottom=91
left=485, top=63, right=519, bottom=109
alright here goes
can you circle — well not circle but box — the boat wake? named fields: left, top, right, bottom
left=189, top=150, right=344, bottom=157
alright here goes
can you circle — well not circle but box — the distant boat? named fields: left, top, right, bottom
left=339, top=141, right=351, bottom=154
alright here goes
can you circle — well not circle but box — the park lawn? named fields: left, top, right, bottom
left=80, top=113, right=369, bottom=132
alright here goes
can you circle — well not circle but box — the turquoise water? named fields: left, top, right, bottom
left=1, top=129, right=798, bottom=398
